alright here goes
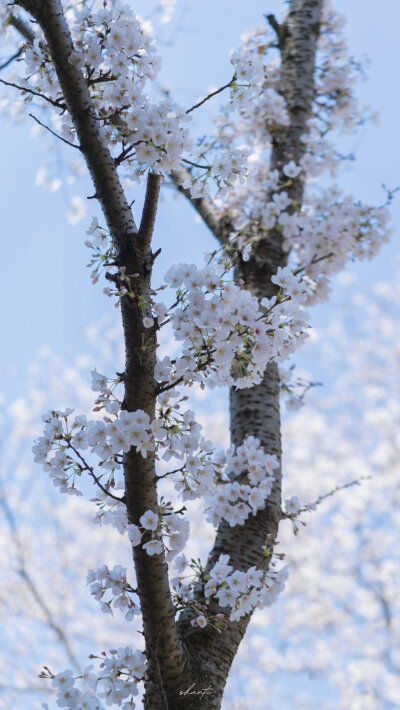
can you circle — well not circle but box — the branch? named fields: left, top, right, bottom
left=293, top=251, right=335, bottom=276
left=265, top=14, right=288, bottom=48
left=313, top=475, right=371, bottom=507
left=0, top=76, right=65, bottom=108
left=156, top=466, right=185, bottom=480
left=7, top=12, right=36, bottom=43
left=0, top=46, right=24, bottom=71
left=155, top=375, right=186, bottom=395
left=185, top=76, right=235, bottom=114
left=266, top=13, right=280, bottom=38
left=182, top=158, right=210, bottom=170
left=138, top=172, right=161, bottom=249
left=170, top=166, right=232, bottom=245
left=68, top=444, right=126, bottom=503
left=281, top=476, right=372, bottom=521
left=0, top=480, right=81, bottom=672
left=29, top=112, right=81, bottom=150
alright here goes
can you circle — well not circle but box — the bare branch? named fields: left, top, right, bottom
left=313, top=475, right=371, bottom=507
left=266, top=14, right=281, bottom=38
left=0, top=76, right=65, bottom=108
left=170, top=166, right=232, bottom=245
left=29, top=112, right=81, bottom=150
left=186, top=76, right=235, bottom=114
left=0, top=480, right=81, bottom=672
left=0, top=46, right=24, bottom=71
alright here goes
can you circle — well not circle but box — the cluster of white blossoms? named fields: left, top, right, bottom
left=202, top=1, right=392, bottom=299
left=229, top=48, right=265, bottom=109
left=203, top=436, right=278, bottom=527
left=32, top=399, right=289, bottom=660
left=21, top=3, right=192, bottom=177
left=43, top=646, right=146, bottom=709
left=33, top=403, right=279, bottom=535
left=0, top=0, right=261, bottom=201
left=288, top=189, right=391, bottom=301
left=86, top=564, right=140, bottom=620
left=178, top=44, right=269, bottom=199
left=172, top=553, right=288, bottom=627
left=154, top=258, right=312, bottom=390
left=127, top=507, right=190, bottom=561
left=182, top=34, right=289, bottom=200
left=32, top=406, right=192, bottom=555
left=206, top=553, right=289, bottom=622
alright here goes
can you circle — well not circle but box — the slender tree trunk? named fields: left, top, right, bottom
left=163, top=2, right=323, bottom=708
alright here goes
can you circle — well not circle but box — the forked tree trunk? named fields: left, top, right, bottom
left=13, top=1, right=323, bottom=707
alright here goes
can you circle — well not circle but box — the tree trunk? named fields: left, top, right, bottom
left=165, top=2, right=323, bottom=707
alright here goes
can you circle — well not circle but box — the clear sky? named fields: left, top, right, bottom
left=0, top=0, right=398, bottom=397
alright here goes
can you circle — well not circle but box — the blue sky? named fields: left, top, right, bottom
left=0, top=0, right=399, bottom=396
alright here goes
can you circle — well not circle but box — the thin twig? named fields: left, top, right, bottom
left=0, top=46, right=24, bottom=71
left=186, top=76, right=235, bottom=114
left=294, top=251, right=334, bottom=276
left=156, top=466, right=185, bottom=480
left=266, top=14, right=281, bottom=39
left=0, top=76, right=64, bottom=108
left=265, top=14, right=288, bottom=48
left=29, top=113, right=81, bottom=150
left=170, top=166, right=232, bottom=245
left=0, top=481, right=81, bottom=672
left=182, top=158, right=210, bottom=170
left=314, top=475, right=371, bottom=506
left=283, top=475, right=372, bottom=520
left=155, top=375, right=186, bottom=395
left=68, top=444, right=125, bottom=503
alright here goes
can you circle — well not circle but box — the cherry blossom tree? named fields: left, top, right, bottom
left=1, top=266, right=399, bottom=710
left=0, top=0, right=394, bottom=708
